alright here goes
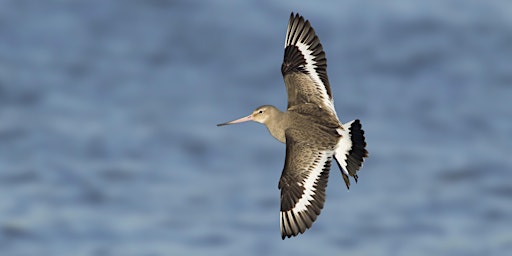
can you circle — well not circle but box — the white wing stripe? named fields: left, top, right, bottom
left=292, top=151, right=331, bottom=213
left=295, top=41, right=337, bottom=116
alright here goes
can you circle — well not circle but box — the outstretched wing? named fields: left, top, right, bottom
left=279, top=129, right=334, bottom=239
left=281, top=13, right=336, bottom=116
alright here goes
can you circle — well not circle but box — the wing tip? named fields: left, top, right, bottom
left=285, top=12, right=314, bottom=47
left=282, top=11, right=333, bottom=107
left=289, top=12, right=302, bottom=22
left=278, top=148, right=331, bottom=239
left=280, top=209, right=317, bottom=239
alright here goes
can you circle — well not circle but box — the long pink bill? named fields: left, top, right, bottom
left=217, top=114, right=253, bottom=126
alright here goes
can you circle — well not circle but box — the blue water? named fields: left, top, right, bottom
left=1, top=0, right=511, bottom=255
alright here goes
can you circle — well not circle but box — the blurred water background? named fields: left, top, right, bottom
left=0, top=0, right=511, bottom=255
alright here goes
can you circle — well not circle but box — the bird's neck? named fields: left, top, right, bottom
left=264, top=110, right=287, bottom=143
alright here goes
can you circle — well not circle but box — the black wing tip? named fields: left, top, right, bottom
left=289, top=12, right=309, bottom=26
left=282, top=11, right=331, bottom=95
left=282, top=232, right=299, bottom=240
left=279, top=160, right=330, bottom=239
left=285, top=12, right=314, bottom=46
left=279, top=162, right=330, bottom=239
left=281, top=232, right=302, bottom=240
left=288, top=13, right=310, bottom=35
left=290, top=12, right=302, bottom=20
left=280, top=209, right=317, bottom=240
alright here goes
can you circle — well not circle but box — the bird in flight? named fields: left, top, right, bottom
left=218, top=12, right=368, bottom=239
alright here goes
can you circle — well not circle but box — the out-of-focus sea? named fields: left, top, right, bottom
left=0, top=0, right=511, bottom=255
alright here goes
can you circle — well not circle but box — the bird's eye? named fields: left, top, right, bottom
left=258, top=110, right=263, bottom=114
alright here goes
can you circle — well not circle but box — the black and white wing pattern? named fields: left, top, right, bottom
left=281, top=13, right=337, bottom=116
left=279, top=128, right=334, bottom=239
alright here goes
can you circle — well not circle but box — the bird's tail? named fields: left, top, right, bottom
left=334, top=119, right=368, bottom=189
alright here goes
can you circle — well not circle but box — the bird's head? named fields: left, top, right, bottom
left=217, top=105, right=279, bottom=126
